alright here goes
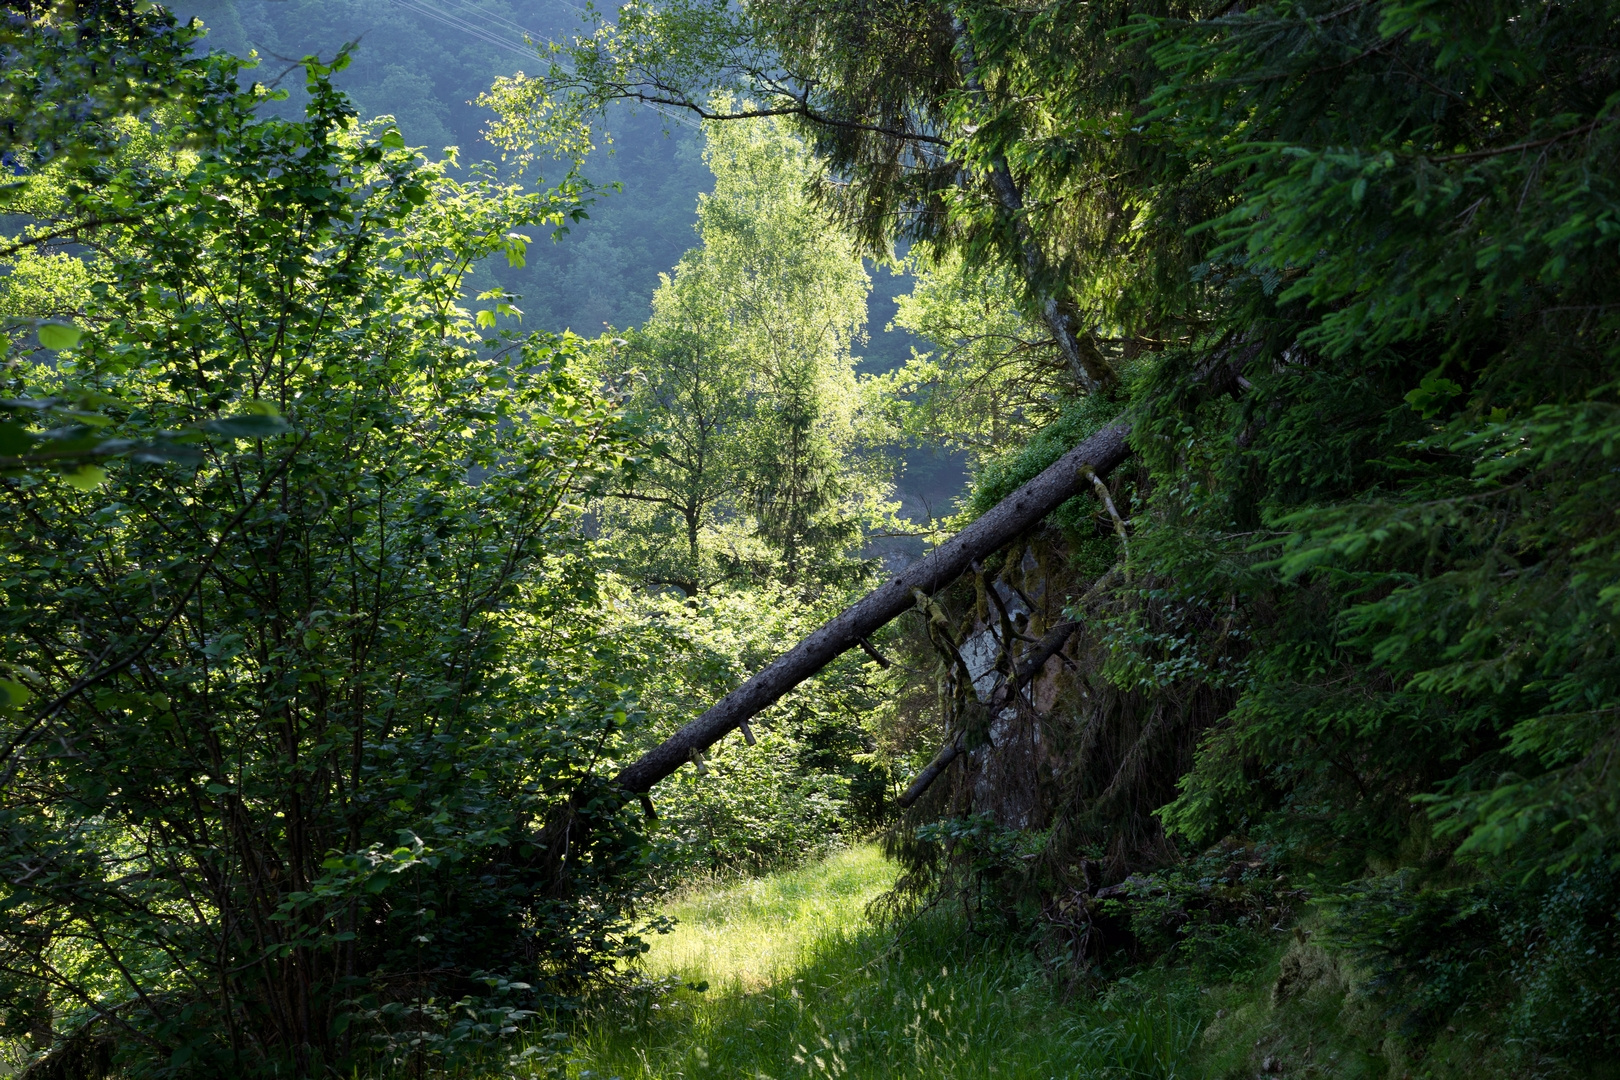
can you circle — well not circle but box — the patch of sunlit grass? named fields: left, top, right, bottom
left=553, top=845, right=1204, bottom=1080
left=642, top=844, right=894, bottom=992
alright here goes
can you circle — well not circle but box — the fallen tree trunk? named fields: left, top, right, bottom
left=614, top=420, right=1132, bottom=794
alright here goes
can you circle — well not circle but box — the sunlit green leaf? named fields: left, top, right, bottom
left=36, top=322, right=82, bottom=350
left=0, top=679, right=32, bottom=708
left=201, top=414, right=292, bottom=438
left=62, top=464, right=108, bottom=490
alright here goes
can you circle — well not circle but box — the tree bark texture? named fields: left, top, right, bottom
left=948, top=14, right=1114, bottom=396
left=613, top=421, right=1131, bottom=794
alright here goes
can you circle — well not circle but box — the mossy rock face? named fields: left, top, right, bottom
left=1272, top=941, right=1344, bottom=1007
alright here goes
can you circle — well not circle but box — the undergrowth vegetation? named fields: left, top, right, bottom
left=551, top=844, right=1612, bottom=1080
left=552, top=849, right=1620, bottom=1080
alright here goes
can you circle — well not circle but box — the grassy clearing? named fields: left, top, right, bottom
left=482, top=847, right=1565, bottom=1080
left=557, top=846, right=1203, bottom=1080
left=636, top=844, right=894, bottom=994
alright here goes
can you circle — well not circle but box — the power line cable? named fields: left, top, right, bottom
left=435, top=0, right=555, bottom=40
left=384, top=0, right=701, bottom=129
left=387, top=0, right=536, bottom=58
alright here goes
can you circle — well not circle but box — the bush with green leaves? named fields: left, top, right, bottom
left=0, top=49, right=656, bottom=1078
left=1319, top=862, right=1620, bottom=1062
left=606, top=581, right=896, bottom=878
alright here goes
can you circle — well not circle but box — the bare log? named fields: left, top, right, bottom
left=896, top=619, right=1081, bottom=809
left=613, top=422, right=1131, bottom=794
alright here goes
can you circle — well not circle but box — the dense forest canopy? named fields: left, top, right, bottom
left=2, top=0, right=1619, bottom=1077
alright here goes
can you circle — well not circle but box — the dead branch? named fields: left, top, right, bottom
left=895, top=618, right=1082, bottom=808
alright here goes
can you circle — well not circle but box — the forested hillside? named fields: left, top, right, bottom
left=168, top=0, right=953, bottom=512
left=166, top=1, right=931, bottom=365
left=3, top=1, right=1619, bottom=1078
left=160, top=0, right=708, bottom=335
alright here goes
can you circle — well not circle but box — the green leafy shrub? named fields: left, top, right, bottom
left=611, top=583, right=895, bottom=877
left=0, top=49, right=651, bottom=1078
left=1114, top=843, right=1299, bottom=981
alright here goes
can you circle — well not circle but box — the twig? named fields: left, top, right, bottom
left=1432, top=117, right=1606, bottom=163
left=1080, top=464, right=1130, bottom=580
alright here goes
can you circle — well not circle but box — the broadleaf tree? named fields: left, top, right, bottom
left=0, top=47, right=652, bottom=1078
left=592, top=109, right=892, bottom=593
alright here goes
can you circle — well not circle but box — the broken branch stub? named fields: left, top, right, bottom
left=612, top=421, right=1132, bottom=795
